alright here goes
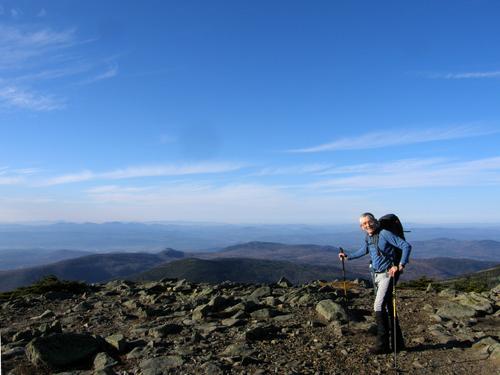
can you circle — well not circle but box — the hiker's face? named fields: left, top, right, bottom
left=360, top=216, right=378, bottom=236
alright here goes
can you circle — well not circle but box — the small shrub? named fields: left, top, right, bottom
left=0, top=275, right=90, bottom=302
left=452, top=277, right=489, bottom=293
left=399, top=276, right=437, bottom=290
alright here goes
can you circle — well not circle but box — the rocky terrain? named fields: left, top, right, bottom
left=1, top=276, right=499, bottom=375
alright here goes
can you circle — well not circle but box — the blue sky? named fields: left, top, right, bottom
left=1, top=0, right=500, bottom=224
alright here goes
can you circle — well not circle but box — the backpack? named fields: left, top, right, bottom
left=367, top=213, right=406, bottom=265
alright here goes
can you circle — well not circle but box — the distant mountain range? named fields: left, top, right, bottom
left=1, top=222, right=500, bottom=252
left=0, top=249, right=183, bottom=292
left=0, top=242, right=497, bottom=292
left=0, top=249, right=92, bottom=270
left=1, top=236, right=499, bottom=273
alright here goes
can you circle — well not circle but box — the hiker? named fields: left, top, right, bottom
left=338, top=212, right=411, bottom=354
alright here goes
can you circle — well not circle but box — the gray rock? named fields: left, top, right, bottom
left=439, top=288, right=458, bottom=298
left=38, top=320, right=62, bottom=336
left=30, top=309, right=55, bottom=320
left=297, top=293, right=313, bottom=306
left=149, top=323, right=183, bottom=338
left=250, top=286, right=272, bottom=299
left=200, top=361, right=224, bottom=375
left=12, top=328, right=35, bottom=342
left=192, top=303, right=212, bottom=320
left=93, top=352, right=118, bottom=370
left=126, top=346, right=145, bottom=360
left=2, top=346, right=25, bottom=359
left=245, top=324, right=279, bottom=341
left=250, top=308, right=277, bottom=320
left=26, top=333, right=101, bottom=369
left=436, top=301, right=477, bottom=320
left=222, top=317, right=244, bottom=327
left=454, top=292, right=494, bottom=314
left=139, top=355, right=184, bottom=374
left=277, top=277, right=293, bottom=288
left=472, top=336, right=500, bottom=365
left=315, top=299, right=347, bottom=322
left=105, top=334, right=127, bottom=353
left=208, top=295, right=232, bottom=311
left=221, top=342, right=255, bottom=357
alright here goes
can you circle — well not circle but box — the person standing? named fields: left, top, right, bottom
left=338, top=212, right=411, bottom=354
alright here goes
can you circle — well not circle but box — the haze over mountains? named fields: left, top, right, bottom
left=1, top=222, right=499, bottom=292
left=1, top=241, right=498, bottom=292
left=2, top=222, right=500, bottom=252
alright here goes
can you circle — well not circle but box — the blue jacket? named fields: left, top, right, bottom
left=348, top=229, right=411, bottom=272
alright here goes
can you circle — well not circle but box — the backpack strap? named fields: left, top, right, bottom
left=366, top=232, right=382, bottom=256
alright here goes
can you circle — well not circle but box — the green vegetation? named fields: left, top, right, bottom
left=399, top=276, right=442, bottom=291
left=450, top=277, right=490, bottom=293
left=0, top=275, right=90, bottom=302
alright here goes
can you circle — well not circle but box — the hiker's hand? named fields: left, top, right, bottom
left=388, top=265, right=399, bottom=277
left=338, top=253, right=347, bottom=261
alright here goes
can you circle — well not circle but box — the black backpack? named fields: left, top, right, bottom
left=379, top=213, right=405, bottom=240
left=367, top=213, right=406, bottom=265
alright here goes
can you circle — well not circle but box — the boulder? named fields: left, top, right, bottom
left=149, top=324, right=183, bottom=338
left=192, top=303, right=212, bottom=320
left=250, top=286, right=272, bottom=300
left=454, top=292, right=494, bottom=315
left=105, top=334, right=127, bottom=353
left=139, top=355, right=184, bottom=375
left=436, top=301, right=477, bottom=320
left=221, top=342, right=255, bottom=357
left=315, top=300, right=347, bottom=322
left=245, top=324, right=280, bottom=341
left=26, top=333, right=102, bottom=369
left=93, top=352, right=118, bottom=370
left=472, top=336, right=500, bottom=365
left=277, top=277, right=293, bottom=288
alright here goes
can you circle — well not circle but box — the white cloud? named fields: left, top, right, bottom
left=428, top=71, right=500, bottom=79
left=0, top=176, right=23, bottom=185
left=312, top=156, right=500, bottom=191
left=288, top=125, right=497, bottom=153
left=37, top=9, right=47, bottom=18
left=0, top=25, right=76, bottom=69
left=0, top=86, right=64, bottom=111
left=79, top=64, right=118, bottom=85
left=252, top=164, right=334, bottom=176
left=43, top=170, right=95, bottom=186
left=81, top=182, right=371, bottom=224
left=0, top=23, right=119, bottom=111
left=41, top=162, right=245, bottom=186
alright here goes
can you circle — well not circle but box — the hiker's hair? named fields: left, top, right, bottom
left=359, top=212, right=377, bottom=222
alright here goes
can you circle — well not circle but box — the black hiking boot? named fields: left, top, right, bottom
left=370, top=311, right=390, bottom=354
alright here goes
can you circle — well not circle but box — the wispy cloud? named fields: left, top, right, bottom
left=288, top=125, right=497, bottom=153
left=78, top=64, right=118, bottom=85
left=41, top=162, right=245, bottom=186
left=0, top=24, right=76, bottom=69
left=312, top=156, right=500, bottom=191
left=252, top=164, right=334, bottom=176
left=43, top=170, right=95, bottom=186
left=0, top=86, right=64, bottom=111
left=427, top=71, right=500, bottom=79
left=0, top=23, right=119, bottom=111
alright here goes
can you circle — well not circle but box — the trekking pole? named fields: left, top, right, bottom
left=392, top=277, right=398, bottom=371
left=339, top=247, right=349, bottom=329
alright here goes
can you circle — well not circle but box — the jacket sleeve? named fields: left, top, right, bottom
left=348, top=241, right=369, bottom=260
left=381, top=230, right=412, bottom=266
